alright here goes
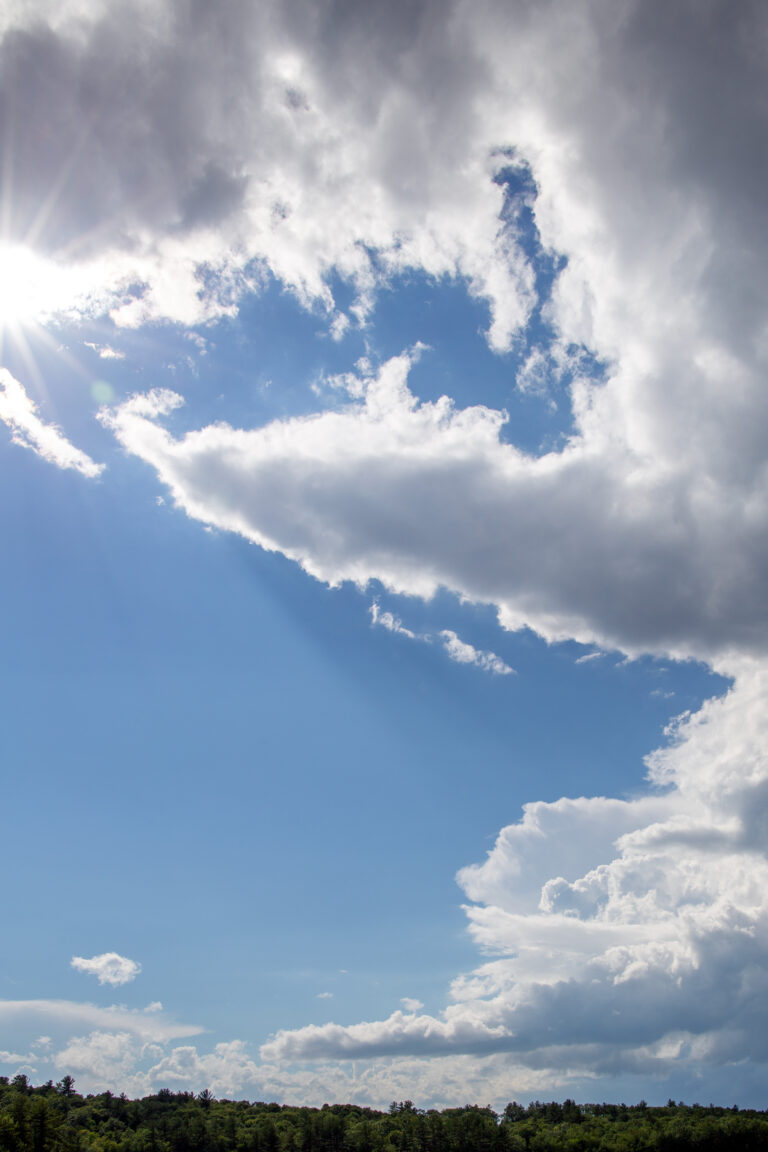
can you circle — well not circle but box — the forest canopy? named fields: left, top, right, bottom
left=1, top=1076, right=767, bottom=1152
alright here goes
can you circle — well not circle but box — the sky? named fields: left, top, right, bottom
left=1, top=0, right=768, bottom=1112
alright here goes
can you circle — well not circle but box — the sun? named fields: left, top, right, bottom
left=0, top=244, right=81, bottom=334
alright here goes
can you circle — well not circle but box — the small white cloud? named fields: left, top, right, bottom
left=575, top=651, right=603, bottom=664
left=0, top=369, right=104, bottom=478
left=370, top=601, right=417, bottom=640
left=185, top=332, right=208, bottom=355
left=400, top=998, right=424, bottom=1013
left=71, top=952, right=142, bottom=987
left=515, top=346, right=551, bottom=394
left=439, top=630, right=514, bottom=676
left=316, top=992, right=334, bottom=1000
left=371, top=604, right=514, bottom=676
left=84, top=342, right=125, bottom=361
left=329, top=312, right=350, bottom=341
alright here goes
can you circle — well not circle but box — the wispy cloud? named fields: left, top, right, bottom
left=370, top=601, right=513, bottom=675
left=439, top=631, right=514, bottom=676
left=84, top=342, right=125, bottom=361
left=0, top=999, right=199, bottom=1044
left=0, top=370, right=104, bottom=478
left=369, top=602, right=417, bottom=640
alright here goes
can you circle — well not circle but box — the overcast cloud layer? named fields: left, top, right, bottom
left=4, top=0, right=768, bottom=1105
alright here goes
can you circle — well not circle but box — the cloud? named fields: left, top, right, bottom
left=316, top=992, right=334, bottom=1000
left=400, top=998, right=424, bottom=1013
left=0, top=1022, right=575, bottom=1108
left=259, top=666, right=768, bottom=1087
left=0, top=0, right=535, bottom=339
left=53, top=1031, right=161, bottom=1086
left=371, top=601, right=511, bottom=675
left=84, top=342, right=125, bottom=360
left=370, top=602, right=417, bottom=640
left=71, top=952, right=142, bottom=986
left=8, top=0, right=768, bottom=658
left=0, top=999, right=201, bottom=1043
left=7, top=0, right=768, bottom=1104
left=0, top=370, right=104, bottom=477
left=100, top=344, right=768, bottom=665
left=439, top=631, right=514, bottom=676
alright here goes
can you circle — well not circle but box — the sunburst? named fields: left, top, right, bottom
left=0, top=244, right=81, bottom=335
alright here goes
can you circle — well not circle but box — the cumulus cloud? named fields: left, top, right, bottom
left=100, top=343, right=768, bottom=663
left=0, top=1015, right=578, bottom=1107
left=400, top=998, right=424, bottom=1013
left=0, top=1050, right=33, bottom=1063
left=70, top=953, right=142, bottom=986
left=7, top=0, right=768, bottom=659
left=257, top=666, right=768, bottom=1086
left=0, top=0, right=536, bottom=338
left=0, top=370, right=104, bottom=477
left=53, top=1031, right=161, bottom=1086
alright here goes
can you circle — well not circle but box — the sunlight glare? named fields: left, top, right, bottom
left=0, top=244, right=82, bottom=331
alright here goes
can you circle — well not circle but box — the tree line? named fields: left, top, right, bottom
left=1, top=1075, right=768, bottom=1152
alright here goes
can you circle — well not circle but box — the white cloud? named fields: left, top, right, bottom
left=259, top=666, right=768, bottom=1089
left=0, top=369, right=104, bottom=478
left=84, top=342, right=125, bottom=360
left=400, top=998, right=424, bottom=1013
left=71, top=952, right=142, bottom=986
left=371, top=601, right=512, bottom=676
left=54, top=1031, right=161, bottom=1086
left=370, top=601, right=417, bottom=640
left=0, top=999, right=201, bottom=1043
left=439, top=631, right=514, bottom=676
left=99, top=345, right=768, bottom=665
left=316, top=992, right=334, bottom=1000
left=0, top=1022, right=575, bottom=1109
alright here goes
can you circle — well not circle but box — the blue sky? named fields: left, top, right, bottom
left=1, top=0, right=768, bottom=1111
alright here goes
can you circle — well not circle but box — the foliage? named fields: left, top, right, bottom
left=1, top=1079, right=768, bottom=1152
